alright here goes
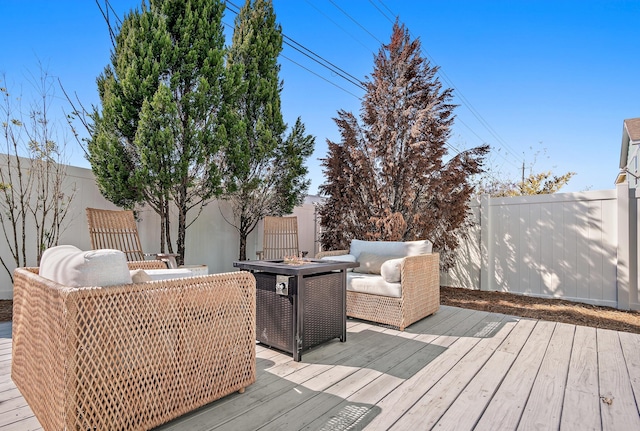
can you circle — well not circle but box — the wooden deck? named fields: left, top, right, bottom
left=1, top=306, right=639, bottom=430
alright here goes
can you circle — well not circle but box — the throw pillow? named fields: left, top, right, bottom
left=353, top=252, right=402, bottom=275
left=381, top=257, right=404, bottom=283
left=130, top=269, right=152, bottom=283
left=40, top=245, right=132, bottom=287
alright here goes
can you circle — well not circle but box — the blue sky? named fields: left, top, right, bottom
left=1, top=0, right=638, bottom=194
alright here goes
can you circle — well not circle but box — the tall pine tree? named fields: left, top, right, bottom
left=89, top=0, right=232, bottom=264
left=222, top=0, right=314, bottom=260
left=319, top=22, right=489, bottom=269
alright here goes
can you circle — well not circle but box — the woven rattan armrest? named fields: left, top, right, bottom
left=400, top=253, right=440, bottom=294
left=127, top=259, right=168, bottom=270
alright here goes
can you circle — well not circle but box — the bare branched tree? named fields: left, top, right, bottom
left=0, top=71, right=76, bottom=281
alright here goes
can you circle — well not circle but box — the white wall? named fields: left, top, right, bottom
left=0, top=161, right=260, bottom=298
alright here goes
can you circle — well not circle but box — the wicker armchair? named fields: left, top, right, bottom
left=316, top=249, right=440, bottom=330
left=12, top=266, right=256, bottom=431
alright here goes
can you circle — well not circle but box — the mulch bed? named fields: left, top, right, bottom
left=441, top=286, right=640, bottom=334
left=0, top=300, right=11, bottom=322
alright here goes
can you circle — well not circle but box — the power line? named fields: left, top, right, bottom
left=304, top=0, right=374, bottom=53
left=282, top=35, right=365, bottom=90
left=365, top=1, right=522, bottom=169
left=225, top=1, right=366, bottom=95
left=327, top=0, right=384, bottom=45
left=376, top=0, right=396, bottom=21
left=280, top=54, right=362, bottom=99
left=367, top=0, right=394, bottom=24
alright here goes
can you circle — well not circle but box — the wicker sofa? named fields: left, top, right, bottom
left=12, top=262, right=256, bottom=431
left=317, top=239, right=439, bottom=330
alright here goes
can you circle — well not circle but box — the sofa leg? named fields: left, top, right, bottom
left=238, top=387, right=246, bottom=394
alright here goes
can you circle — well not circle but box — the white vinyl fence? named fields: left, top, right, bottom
left=443, top=185, right=640, bottom=311
left=1, top=155, right=639, bottom=310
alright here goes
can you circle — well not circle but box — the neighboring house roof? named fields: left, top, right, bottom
left=620, top=117, right=640, bottom=169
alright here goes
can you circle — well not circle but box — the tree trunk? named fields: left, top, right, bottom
left=239, top=231, right=247, bottom=261
left=177, top=192, right=186, bottom=266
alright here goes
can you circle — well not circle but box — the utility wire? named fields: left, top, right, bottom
left=280, top=54, right=363, bottom=99
left=327, top=0, right=384, bottom=45
left=366, top=1, right=522, bottom=168
left=226, top=1, right=366, bottom=94
left=220, top=19, right=363, bottom=98
left=367, top=0, right=394, bottom=24
left=304, top=0, right=374, bottom=53
left=282, top=35, right=365, bottom=90
left=376, top=0, right=396, bottom=20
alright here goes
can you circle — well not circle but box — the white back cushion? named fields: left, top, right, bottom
left=349, top=239, right=432, bottom=259
left=40, top=245, right=132, bottom=287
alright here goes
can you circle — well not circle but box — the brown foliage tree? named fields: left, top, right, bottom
left=318, top=22, right=489, bottom=269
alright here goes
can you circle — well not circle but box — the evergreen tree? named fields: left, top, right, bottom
left=88, top=0, right=231, bottom=264
left=222, top=0, right=314, bottom=260
left=319, top=22, right=489, bottom=269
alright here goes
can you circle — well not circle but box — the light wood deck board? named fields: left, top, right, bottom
left=618, top=330, right=640, bottom=410
left=597, top=328, right=640, bottom=431
left=560, top=325, right=601, bottom=431
left=474, top=320, right=556, bottom=431
left=1, top=308, right=640, bottom=431
left=518, top=322, right=576, bottom=430
left=431, top=318, right=538, bottom=430
left=388, top=315, right=518, bottom=430
left=354, top=312, right=512, bottom=431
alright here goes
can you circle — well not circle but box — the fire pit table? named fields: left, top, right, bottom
left=233, top=258, right=358, bottom=361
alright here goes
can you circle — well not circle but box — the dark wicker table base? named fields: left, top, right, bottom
left=255, top=271, right=345, bottom=360
left=234, top=259, right=357, bottom=361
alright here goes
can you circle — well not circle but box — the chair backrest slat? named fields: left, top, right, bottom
left=262, top=216, right=300, bottom=260
left=86, top=208, right=146, bottom=261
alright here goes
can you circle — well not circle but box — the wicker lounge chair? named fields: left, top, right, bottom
left=86, top=207, right=178, bottom=268
left=257, top=216, right=307, bottom=259
left=11, top=266, right=256, bottom=431
left=317, top=242, right=439, bottom=330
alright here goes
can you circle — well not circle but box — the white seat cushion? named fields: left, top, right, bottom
left=346, top=272, right=402, bottom=298
left=39, top=245, right=132, bottom=287
left=144, top=268, right=196, bottom=281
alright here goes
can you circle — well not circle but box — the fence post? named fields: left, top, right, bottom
left=480, top=194, right=491, bottom=291
left=616, top=182, right=636, bottom=310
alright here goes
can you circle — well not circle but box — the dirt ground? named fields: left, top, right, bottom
left=441, top=286, right=640, bottom=334
left=3, top=288, right=640, bottom=334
